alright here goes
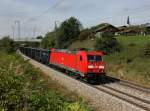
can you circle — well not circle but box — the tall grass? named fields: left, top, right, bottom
left=105, top=36, right=150, bottom=85
left=0, top=52, right=92, bottom=111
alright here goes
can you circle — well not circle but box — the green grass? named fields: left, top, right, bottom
left=69, top=35, right=150, bottom=86
left=104, top=50, right=150, bottom=85
left=116, top=35, right=150, bottom=46
left=106, top=36, right=150, bottom=85
left=69, top=39, right=95, bottom=49
left=70, top=35, right=150, bottom=49
left=0, top=52, right=93, bottom=111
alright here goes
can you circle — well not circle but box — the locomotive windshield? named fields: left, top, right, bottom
left=88, top=55, right=102, bottom=61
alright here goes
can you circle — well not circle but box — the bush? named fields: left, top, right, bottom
left=0, top=36, right=15, bottom=53
left=65, top=102, right=91, bottom=111
left=0, top=68, right=25, bottom=110
left=141, top=43, right=150, bottom=58
left=78, top=29, right=92, bottom=41
left=41, top=32, right=56, bottom=49
left=128, top=43, right=136, bottom=47
left=94, top=32, right=121, bottom=54
left=28, top=91, right=66, bottom=111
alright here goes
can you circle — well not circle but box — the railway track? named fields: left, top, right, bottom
left=67, top=75, right=150, bottom=111
left=94, top=85, right=150, bottom=111
left=61, top=73, right=150, bottom=111
left=92, top=76, right=150, bottom=111
left=105, top=75, right=150, bottom=93
left=21, top=53, right=150, bottom=111
left=75, top=76, right=150, bottom=111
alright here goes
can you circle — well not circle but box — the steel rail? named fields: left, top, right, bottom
left=106, top=75, right=150, bottom=93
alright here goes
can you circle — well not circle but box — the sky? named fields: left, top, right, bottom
left=0, top=0, right=150, bottom=38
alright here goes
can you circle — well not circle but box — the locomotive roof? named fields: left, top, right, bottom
left=23, top=47, right=50, bottom=52
left=86, top=51, right=104, bottom=55
left=52, top=48, right=104, bottom=55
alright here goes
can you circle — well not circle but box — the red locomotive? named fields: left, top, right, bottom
left=50, top=49, right=105, bottom=79
left=20, top=47, right=106, bottom=80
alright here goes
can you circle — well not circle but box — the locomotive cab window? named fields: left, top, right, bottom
left=88, top=55, right=102, bottom=61
left=80, top=56, right=82, bottom=61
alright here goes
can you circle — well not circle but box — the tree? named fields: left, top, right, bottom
left=0, top=36, right=15, bottom=53
left=41, top=32, right=56, bottom=49
left=94, top=32, right=121, bottom=54
left=56, top=17, right=82, bottom=48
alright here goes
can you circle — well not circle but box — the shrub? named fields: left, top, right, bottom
left=28, top=91, right=66, bottom=111
left=126, top=58, right=133, bottom=64
left=41, top=32, right=56, bottom=49
left=65, top=102, right=91, bottom=111
left=0, top=36, right=15, bottom=53
left=78, top=29, right=92, bottom=41
left=128, top=43, right=136, bottom=47
left=0, top=68, right=25, bottom=110
left=141, top=43, right=150, bottom=58
left=94, top=32, right=121, bottom=54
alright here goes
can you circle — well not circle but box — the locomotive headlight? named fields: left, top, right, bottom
left=88, top=65, right=94, bottom=69
left=99, top=66, right=104, bottom=69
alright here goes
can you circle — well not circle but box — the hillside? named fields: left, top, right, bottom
left=70, top=35, right=150, bottom=86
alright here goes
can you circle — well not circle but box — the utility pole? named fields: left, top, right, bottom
left=54, top=21, right=58, bottom=30
left=11, top=25, right=15, bottom=40
left=15, top=20, right=21, bottom=40
left=54, top=20, right=60, bottom=30
left=54, top=21, right=59, bottom=47
left=33, top=27, right=36, bottom=38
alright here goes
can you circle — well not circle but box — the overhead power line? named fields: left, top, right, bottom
left=20, top=0, right=65, bottom=38
left=119, top=5, right=150, bottom=15
left=23, top=0, right=65, bottom=24
left=11, top=25, right=15, bottom=40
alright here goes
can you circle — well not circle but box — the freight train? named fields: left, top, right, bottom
left=20, top=47, right=106, bottom=81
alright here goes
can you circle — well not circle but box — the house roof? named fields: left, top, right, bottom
left=118, top=26, right=127, bottom=31
left=120, top=29, right=137, bottom=33
left=96, top=23, right=110, bottom=27
left=141, top=23, right=150, bottom=27
left=95, top=23, right=119, bottom=32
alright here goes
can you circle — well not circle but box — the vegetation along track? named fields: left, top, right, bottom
left=21, top=53, right=150, bottom=111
